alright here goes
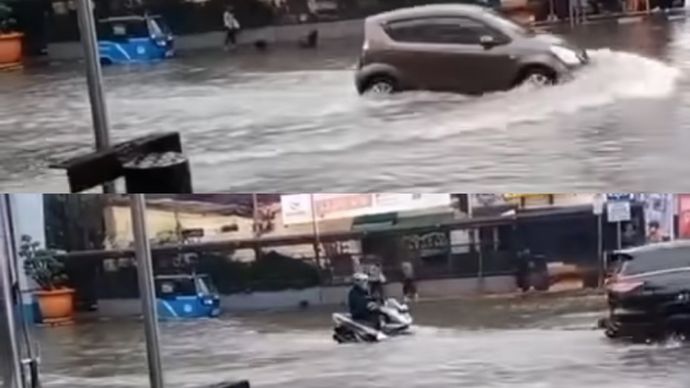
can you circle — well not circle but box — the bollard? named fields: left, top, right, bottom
left=123, top=152, right=192, bottom=193
left=50, top=132, right=193, bottom=193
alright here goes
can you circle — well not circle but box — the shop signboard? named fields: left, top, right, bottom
left=472, top=193, right=596, bottom=210
left=280, top=193, right=452, bottom=225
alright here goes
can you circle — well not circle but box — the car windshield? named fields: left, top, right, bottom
left=620, top=248, right=690, bottom=276
left=196, top=276, right=217, bottom=294
left=151, top=17, right=171, bottom=35
left=483, top=10, right=533, bottom=37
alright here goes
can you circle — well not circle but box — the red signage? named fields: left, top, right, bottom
left=314, top=194, right=373, bottom=217
left=678, top=194, right=690, bottom=239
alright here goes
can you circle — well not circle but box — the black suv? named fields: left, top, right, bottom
left=601, top=241, right=690, bottom=341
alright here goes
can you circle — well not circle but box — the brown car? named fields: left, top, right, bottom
left=355, top=4, right=588, bottom=95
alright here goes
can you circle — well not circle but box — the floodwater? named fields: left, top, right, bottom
left=1, top=18, right=690, bottom=191
left=37, top=293, right=690, bottom=388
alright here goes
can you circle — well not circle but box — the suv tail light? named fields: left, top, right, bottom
left=608, top=279, right=644, bottom=294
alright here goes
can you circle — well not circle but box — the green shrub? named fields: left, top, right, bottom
left=20, top=235, right=68, bottom=291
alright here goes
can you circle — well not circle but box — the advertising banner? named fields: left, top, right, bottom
left=281, top=193, right=452, bottom=225
left=637, top=193, right=675, bottom=242
left=472, top=193, right=596, bottom=210
left=678, top=194, right=690, bottom=239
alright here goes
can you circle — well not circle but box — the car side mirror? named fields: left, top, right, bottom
left=479, top=35, right=498, bottom=49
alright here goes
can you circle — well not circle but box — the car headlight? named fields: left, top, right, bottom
left=550, top=46, right=581, bottom=66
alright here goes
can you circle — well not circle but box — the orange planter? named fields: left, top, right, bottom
left=36, top=288, right=75, bottom=324
left=0, top=32, right=23, bottom=69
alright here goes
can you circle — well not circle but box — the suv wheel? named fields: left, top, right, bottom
left=364, top=76, right=397, bottom=95
left=518, top=67, right=556, bottom=87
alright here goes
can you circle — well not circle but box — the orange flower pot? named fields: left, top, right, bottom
left=0, top=32, right=23, bottom=69
left=36, top=288, right=75, bottom=324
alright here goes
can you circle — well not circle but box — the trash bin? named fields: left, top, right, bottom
left=123, top=151, right=192, bottom=193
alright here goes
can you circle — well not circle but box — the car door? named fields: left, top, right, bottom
left=420, top=17, right=518, bottom=94
left=380, top=19, right=447, bottom=91
left=125, top=19, right=154, bottom=61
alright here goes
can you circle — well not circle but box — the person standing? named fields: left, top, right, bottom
left=367, top=263, right=386, bottom=303
left=223, top=6, right=241, bottom=51
left=401, top=261, right=418, bottom=303
left=647, top=221, right=664, bottom=243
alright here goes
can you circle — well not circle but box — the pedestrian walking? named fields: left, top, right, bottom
left=223, top=6, right=241, bottom=51
left=401, top=261, right=418, bottom=303
left=647, top=221, right=664, bottom=243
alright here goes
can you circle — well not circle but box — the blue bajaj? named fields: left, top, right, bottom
left=154, top=274, right=221, bottom=320
left=97, top=15, right=174, bottom=65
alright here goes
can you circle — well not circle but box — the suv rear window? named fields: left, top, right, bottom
left=619, top=248, right=690, bottom=276
left=385, top=17, right=499, bottom=45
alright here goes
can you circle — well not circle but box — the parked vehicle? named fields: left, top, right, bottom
left=154, top=274, right=221, bottom=319
left=600, top=241, right=690, bottom=341
left=355, top=4, right=588, bottom=95
left=97, top=14, right=174, bottom=65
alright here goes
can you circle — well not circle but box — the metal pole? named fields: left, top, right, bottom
left=310, top=194, right=321, bottom=268
left=617, top=221, right=622, bottom=250
left=2, top=197, right=41, bottom=388
left=597, top=213, right=603, bottom=287
left=252, top=194, right=262, bottom=261
left=130, top=195, right=164, bottom=388
left=0, top=195, right=24, bottom=388
left=252, top=194, right=259, bottom=239
left=75, top=0, right=115, bottom=193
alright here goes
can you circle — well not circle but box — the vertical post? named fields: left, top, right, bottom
left=476, top=227, right=484, bottom=293
left=252, top=194, right=262, bottom=261
left=252, top=194, right=259, bottom=239
left=597, top=213, right=604, bottom=287
left=617, top=221, right=622, bottom=250
left=310, top=194, right=321, bottom=268
left=466, top=194, right=473, bottom=218
left=130, top=195, right=164, bottom=388
left=75, top=0, right=115, bottom=193
left=0, top=194, right=24, bottom=388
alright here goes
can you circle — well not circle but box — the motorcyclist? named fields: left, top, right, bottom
left=348, top=272, right=382, bottom=329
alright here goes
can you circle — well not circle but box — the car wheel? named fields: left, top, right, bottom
left=100, top=57, right=113, bottom=66
left=604, top=326, right=620, bottom=339
left=667, top=331, right=687, bottom=343
left=519, top=67, right=556, bottom=88
left=534, top=274, right=550, bottom=292
left=363, top=76, right=397, bottom=95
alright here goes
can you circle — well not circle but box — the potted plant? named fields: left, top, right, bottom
left=0, top=0, right=22, bottom=69
left=20, top=235, right=75, bottom=324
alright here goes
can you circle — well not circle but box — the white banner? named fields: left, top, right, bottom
left=607, top=201, right=631, bottom=223
left=280, top=193, right=452, bottom=225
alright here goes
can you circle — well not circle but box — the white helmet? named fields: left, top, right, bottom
left=352, top=272, right=369, bottom=288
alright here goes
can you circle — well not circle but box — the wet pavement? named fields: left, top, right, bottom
left=2, top=17, right=690, bottom=192
left=36, top=293, right=690, bottom=388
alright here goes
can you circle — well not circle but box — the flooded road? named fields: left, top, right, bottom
left=1, top=18, right=690, bottom=191
left=36, top=294, right=690, bottom=388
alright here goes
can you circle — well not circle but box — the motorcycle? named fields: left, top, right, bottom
left=332, top=298, right=413, bottom=343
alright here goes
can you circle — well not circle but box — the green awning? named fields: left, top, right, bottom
left=351, top=212, right=398, bottom=230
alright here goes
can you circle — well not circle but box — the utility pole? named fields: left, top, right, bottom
left=75, top=0, right=115, bottom=193
left=130, top=195, right=164, bottom=388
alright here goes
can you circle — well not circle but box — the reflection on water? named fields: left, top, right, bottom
left=37, top=294, right=690, bottom=388
left=1, top=19, right=690, bottom=191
